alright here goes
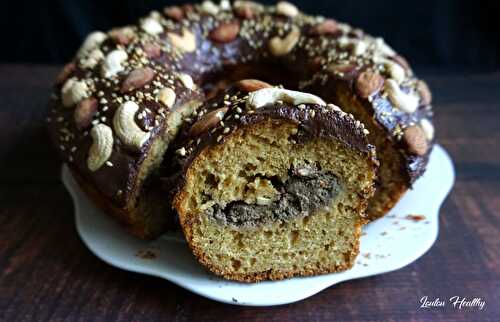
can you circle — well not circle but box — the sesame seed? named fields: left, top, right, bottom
left=176, top=147, right=186, bottom=156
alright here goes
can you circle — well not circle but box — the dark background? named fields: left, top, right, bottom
left=2, top=0, right=500, bottom=71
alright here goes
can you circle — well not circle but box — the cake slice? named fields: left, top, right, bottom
left=171, top=80, right=378, bottom=282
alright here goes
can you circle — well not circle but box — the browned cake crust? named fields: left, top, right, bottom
left=47, top=1, right=434, bottom=239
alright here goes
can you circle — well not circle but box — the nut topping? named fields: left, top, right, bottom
left=77, top=31, right=107, bottom=59
left=157, top=87, right=176, bottom=108
left=62, top=78, right=89, bottom=107
left=276, top=1, right=298, bottom=17
left=56, top=62, right=76, bottom=85
left=233, top=1, right=254, bottom=19
left=178, top=73, right=195, bottom=90
left=189, top=107, right=228, bottom=137
left=113, top=101, right=150, bottom=150
left=384, top=79, right=419, bottom=113
left=209, top=21, right=240, bottom=43
left=74, top=97, right=98, bottom=130
left=355, top=70, right=384, bottom=98
left=109, top=27, right=135, bottom=45
left=247, top=88, right=326, bottom=109
left=417, top=80, right=432, bottom=105
left=101, top=49, right=128, bottom=78
left=120, top=67, right=155, bottom=93
left=87, top=124, right=114, bottom=172
left=200, top=1, right=219, bottom=15
left=168, top=28, right=196, bottom=52
left=163, top=6, right=184, bottom=21
left=236, top=79, right=272, bottom=92
left=392, top=55, right=411, bottom=71
left=420, top=118, right=434, bottom=141
left=143, top=43, right=162, bottom=58
left=140, top=17, right=163, bottom=35
left=268, top=26, right=300, bottom=56
left=327, top=63, right=359, bottom=79
left=403, top=125, right=428, bottom=156
left=310, top=19, right=339, bottom=35
left=79, top=48, right=104, bottom=69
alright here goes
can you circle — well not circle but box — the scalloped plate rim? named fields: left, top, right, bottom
left=63, top=144, right=455, bottom=306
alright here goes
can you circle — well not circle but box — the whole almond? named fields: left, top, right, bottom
left=416, top=80, right=432, bottom=105
left=120, top=67, right=155, bottom=93
left=403, top=125, right=428, bottom=156
left=143, top=43, right=162, bottom=58
left=234, top=4, right=254, bottom=19
left=182, top=4, right=195, bottom=13
left=328, top=63, right=359, bottom=79
left=236, top=79, right=272, bottom=92
left=56, top=62, right=76, bottom=85
left=310, top=19, right=339, bottom=36
left=163, top=6, right=184, bottom=21
left=308, top=57, right=323, bottom=71
left=355, top=70, right=384, bottom=98
left=74, top=97, right=98, bottom=130
left=392, top=55, right=411, bottom=71
left=348, top=28, right=364, bottom=39
left=189, top=107, right=228, bottom=137
left=209, top=21, right=240, bottom=43
left=109, top=28, right=134, bottom=45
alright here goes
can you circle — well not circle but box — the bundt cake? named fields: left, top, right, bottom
left=170, top=81, right=377, bottom=281
left=46, top=0, right=435, bottom=280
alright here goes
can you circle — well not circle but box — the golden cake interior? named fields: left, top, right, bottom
left=175, top=118, right=376, bottom=281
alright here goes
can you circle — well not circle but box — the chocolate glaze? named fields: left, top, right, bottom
left=47, top=1, right=432, bottom=218
left=162, top=85, right=377, bottom=200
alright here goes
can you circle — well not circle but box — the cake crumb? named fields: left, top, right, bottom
left=405, top=214, right=426, bottom=222
left=136, top=249, right=157, bottom=259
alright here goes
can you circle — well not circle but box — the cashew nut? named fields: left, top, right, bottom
left=338, top=37, right=368, bottom=56
left=374, top=37, right=396, bottom=57
left=219, top=0, right=231, bottom=10
left=268, top=26, right=300, bottom=56
left=62, top=77, right=89, bottom=107
left=168, top=28, right=196, bottom=52
left=246, top=88, right=326, bottom=109
left=79, top=48, right=104, bottom=69
left=157, top=87, right=176, bottom=108
left=113, top=101, right=151, bottom=150
left=276, top=1, right=298, bottom=17
left=87, top=124, right=114, bottom=172
left=384, top=79, right=419, bottom=113
left=201, top=1, right=219, bottom=15
left=77, top=31, right=107, bottom=59
left=375, top=56, right=405, bottom=84
left=140, top=17, right=164, bottom=35
left=178, top=73, right=195, bottom=89
left=420, top=118, right=434, bottom=141
left=101, top=49, right=128, bottom=78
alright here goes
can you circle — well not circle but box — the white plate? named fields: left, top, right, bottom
left=62, top=144, right=455, bottom=307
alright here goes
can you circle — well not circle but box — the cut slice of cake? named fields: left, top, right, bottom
left=171, top=82, right=378, bottom=282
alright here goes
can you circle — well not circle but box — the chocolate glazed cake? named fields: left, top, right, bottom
left=170, top=81, right=378, bottom=281
left=47, top=0, right=434, bottom=270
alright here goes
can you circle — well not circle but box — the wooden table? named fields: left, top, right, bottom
left=0, top=65, right=498, bottom=322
